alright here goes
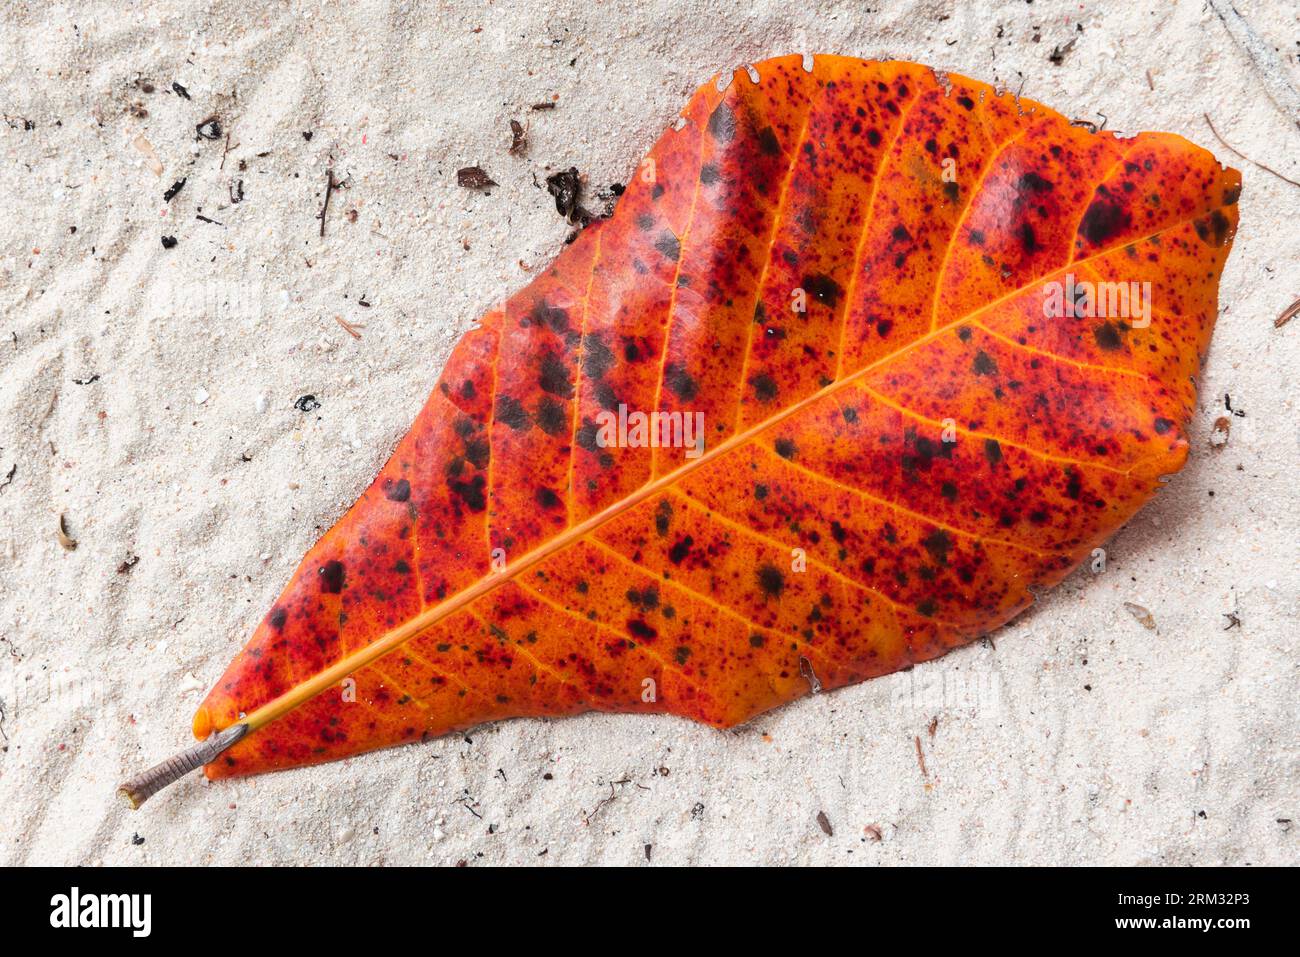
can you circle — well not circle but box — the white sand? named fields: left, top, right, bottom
left=1, top=0, right=1296, bottom=866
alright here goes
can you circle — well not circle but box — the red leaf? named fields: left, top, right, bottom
left=184, top=56, right=1238, bottom=781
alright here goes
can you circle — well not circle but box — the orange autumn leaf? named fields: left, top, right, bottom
left=191, top=56, right=1240, bottom=780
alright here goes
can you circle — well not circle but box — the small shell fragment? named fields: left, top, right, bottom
left=132, top=134, right=164, bottom=177
left=57, top=514, right=77, bottom=551
left=1123, top=601, right=1156, bottom=630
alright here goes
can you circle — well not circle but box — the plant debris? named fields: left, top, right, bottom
left=195, top=116, right=222, bottom=140
left=72, top=374, right=99, bottom=385
left=508, top=119, right=527, bottom=156
left=531, top=101, right=556, bottom=111
left=457, top=166, right=497, bottom=190
left=0, top=463, right=14, bottom=493
left=816, top=810, right=833, bottom=837
left=545, top=166, right=582, bottom=220
left=1276, top=296, right=1300, bottom=329
left=1048, top=37, right=1077, bottom=66
left=544, top=166, right=606, bottom=232
left=163, top=178, right=186, bottom=202
left=1123, top=601, right=1156, bottom=630
left=57, top=514, right=77, bottom=551
left=334, top=315, right=365, bottom=339
left=318, top=169, right=346, bottom=237
left=914, top=735, right=929, bottom=779
left=798, top=654, right=822, bottom=693
left=171, top=81, right=190, bottom=100
left=117, top=555, right=139, bottom=574
left=1203, top=113, right=1300, bottom=189
left=1209, top=415, right=1232, bottom=448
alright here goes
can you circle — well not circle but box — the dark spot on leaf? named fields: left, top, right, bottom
left=707, top=101, right=736, bottom=143
left=922, top=529, right=952, bottom=566
left=534, top=396, right=568, bottom=436
left=972, top=350, right=997, bottom=375
left=757, top=563, right=784, bottom=597
left=1193, top=209, right=1231, bottom=248
left=495, top=395, right=530, bottom=430
left=751, top=373, right=778, bottom=402
left=582, top=333, right=616, bottom=380
left=1065, top=468, right=1083, bottom=500
left=1079, top=199, right=1129, bottom=246
left=1093, top=322, right=1125, bottom=351
left=655, top=231, right=680, bottom=261
left=385, top=478, right=411, bottom=502
left=627, top=619, right=657, bottom=640
left=319, top=560, right=345, bottom=594
left=449, top=474, right=487, bottom=512
left=664, top=364, right=698, bottom=401
left=539, top=352, right=573, bottom=398
left=804, top=273, right=842, bottom=308
left=655, top=499, right=673, bottom=536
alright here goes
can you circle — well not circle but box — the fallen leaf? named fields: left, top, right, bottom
left=136, top=56, right=1241, bottom=788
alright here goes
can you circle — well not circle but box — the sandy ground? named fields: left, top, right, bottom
left=0, top=0, right=1296, bottom=866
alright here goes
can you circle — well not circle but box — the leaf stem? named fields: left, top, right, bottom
left=118, top=723, right=248, bottom=809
